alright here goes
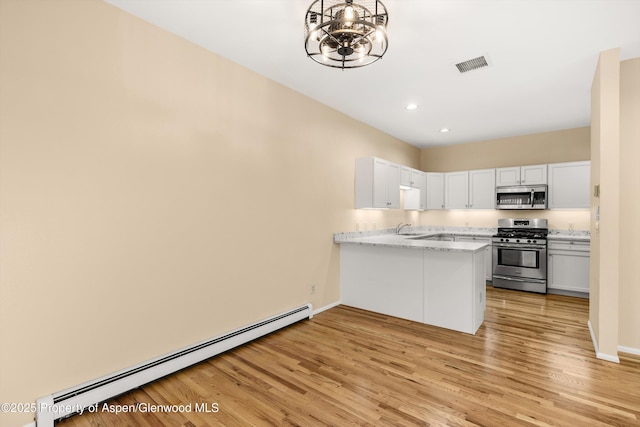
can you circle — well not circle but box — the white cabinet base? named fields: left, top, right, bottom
left=340, top=245, right=485, bottom=334
left=424, top=250, right=485, bottom=334
left=340, top=245, right=424, bottom=322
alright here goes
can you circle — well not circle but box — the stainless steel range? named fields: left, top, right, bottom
left=492, top=218, right=548, bottom=293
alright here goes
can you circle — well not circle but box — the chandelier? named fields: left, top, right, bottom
left=304, top=0, right=389, bottom=69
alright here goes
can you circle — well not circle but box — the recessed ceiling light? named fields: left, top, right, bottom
left=439, top=128, right=450, bottom=133
left=405, top=104, right=418, bottom=111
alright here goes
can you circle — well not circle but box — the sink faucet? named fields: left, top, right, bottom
left=396, top=223, right=411, bottom=234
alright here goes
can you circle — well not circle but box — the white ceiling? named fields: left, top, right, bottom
left=103, top=0, right=640, bottom=148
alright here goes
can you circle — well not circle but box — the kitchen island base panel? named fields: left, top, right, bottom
left=340, top=245, right=424, bottom=322
left=424, top=250, right=485, bottom=335
left=340, top=244, right=485, bottom=334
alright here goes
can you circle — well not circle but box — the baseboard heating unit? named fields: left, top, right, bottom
left=35, top=304, right=312, bottom=426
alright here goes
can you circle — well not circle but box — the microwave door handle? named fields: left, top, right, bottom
left=531, top=189, right=535, bottom=208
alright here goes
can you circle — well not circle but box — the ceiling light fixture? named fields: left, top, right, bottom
left=304, top=0, right=389, bottom=70
left=440, top=128, right=451, bottom=133
left=406, top=104, right=418, bottom=111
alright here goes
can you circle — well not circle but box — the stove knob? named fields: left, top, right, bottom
left=516, top=239, right=520, bottom=243
left=505, top=238, right=509, bottom=242
left=532, top=240, right=537, bottom=244
left=527, top=240, right=532, bottom=243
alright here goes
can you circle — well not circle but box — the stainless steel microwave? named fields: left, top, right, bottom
left=496, top=185, right=547, bottom=210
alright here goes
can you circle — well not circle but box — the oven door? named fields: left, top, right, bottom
left=492, top=243, right=547, bottom=280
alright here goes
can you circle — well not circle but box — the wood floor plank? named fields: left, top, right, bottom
left=58, top=286, right=640, bottom=426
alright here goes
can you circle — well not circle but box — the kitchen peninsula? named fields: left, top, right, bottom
left=334, top=228, right=490, bottom=334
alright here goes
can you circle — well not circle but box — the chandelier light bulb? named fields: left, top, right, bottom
left=345, top=6, right=354, bottom=20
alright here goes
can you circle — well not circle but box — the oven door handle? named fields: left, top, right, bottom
left=493, top=243, right=547, bottom=250
left=493, top=275, right=546, bottom=284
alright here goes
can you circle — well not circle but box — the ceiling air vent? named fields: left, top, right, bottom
left=455, top=56, right=489, bottom=73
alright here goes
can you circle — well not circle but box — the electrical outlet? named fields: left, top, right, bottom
left=311, top=283, right=316, bottom=294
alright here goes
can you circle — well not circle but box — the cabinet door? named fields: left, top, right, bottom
left=469, top=169, right=496, bottom=209
left=548, top=161, right=590, bottom=209
left=386, top=162, right=401, bottom=208
left=372, top=158, right=390, bottom=208
left=417, top=172, right=427, bottom=210
left=445, top=171, right=469, bottom=209
left=548, top=251, right=590, bottom=293
left=404, top=171, right=426, bottom=210
left=426, top=173, right=445, bottom=209
left=355, top=157, right=400, bottom=209
left=400, top=166, right=413, bottom=188
left=496, top=167, right=521, bottom=186
left=521, top=164, right=547, bottom=185
left=410, top=170, right=423, bottom=188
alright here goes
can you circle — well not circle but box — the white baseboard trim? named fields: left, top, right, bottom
left=618, top=345, right=640, bottom=356
left=587, top=320, right=620, bottom=363
left=23, top=422, right=36, bottom=427
left=313, top=300, right=341, bottom=316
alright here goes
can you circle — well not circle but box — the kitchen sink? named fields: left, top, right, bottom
left=407, top=234, right=455, bottom=241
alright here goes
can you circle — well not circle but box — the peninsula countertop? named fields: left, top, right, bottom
left=334, top=228, right=491, bottom=253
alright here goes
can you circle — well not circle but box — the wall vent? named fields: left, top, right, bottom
left=455, top=56, right=489, bottom=73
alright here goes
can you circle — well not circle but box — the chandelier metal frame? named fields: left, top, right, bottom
left=304, top=0, right=389, bottom=70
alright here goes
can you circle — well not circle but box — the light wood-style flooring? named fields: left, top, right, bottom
left=59, top=286, right=640, bottom=426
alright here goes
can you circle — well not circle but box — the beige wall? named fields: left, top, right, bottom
left=0, top=1, right=419, bottom=425
left=590, top=50, right=640, bottom=359
left=421, top=127, right=591, bottom=172
left=618, top=58, right=640, bottom=350
left=590, top=48, right=620, bottom=359
left=419, top=127, right=592, bottom=230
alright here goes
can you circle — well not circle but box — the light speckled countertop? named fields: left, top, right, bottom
left=334, top=226, right=493, bottom=253
left=334, top=226, right=590, bottom=251
left=547, top=230, right=590, bottom=242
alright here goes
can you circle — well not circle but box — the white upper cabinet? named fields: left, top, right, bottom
left=495, top=167, right=520, bottom=186
left=404, top=171, right=427, bottom=210
left=468, top=169, right=496, bottom=209
left=400, top=166, right=423, bottom=189
left=355, top=157, right=401, bottom=209
left=445, top=171, right=469, bottom=209
left=496, top=164, right=547, bottom=186
left=426, top=173, right=445, bottom=210
left=444, top=170, right=495, bottom=210
left=521, top=164, right=547, bottom=185
left=548, top=161, right=591, bottom=209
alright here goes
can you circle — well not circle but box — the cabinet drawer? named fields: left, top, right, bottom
left=548, top=240, right=590, bottom=252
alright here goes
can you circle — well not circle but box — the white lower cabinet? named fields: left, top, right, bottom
left=547, top=240, right=590, bottom=295
left=455, top=236, right=492, bottom=281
